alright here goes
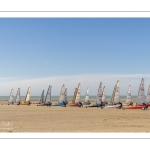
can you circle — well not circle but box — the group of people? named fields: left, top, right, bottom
left=141, top=103, right=148, bottom=110
left=61, top=100, right=148, bottom=110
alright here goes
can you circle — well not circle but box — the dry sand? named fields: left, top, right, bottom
left=0, top=99, right=150, bottom=132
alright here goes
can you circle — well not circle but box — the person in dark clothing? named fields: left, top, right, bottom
left=47, top=102, right=52, bottom=107
left=129, top=102, right=133, bottom=106
left=78, top=101, right=83, bottom=107
left=62, top=101, right=66, bottom=107
left=117, top=102, right=123, bottom=109
left=101, top=102, right=105, bottom=107
left=142, top=103, right=148, bottom=110
left=127, top=102, right=133, bottom=106
left=142, top=103, right=146, bottom=106
left=119, top=102, right=122, bottom=109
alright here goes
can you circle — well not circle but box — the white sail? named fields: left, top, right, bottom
left=96, top=82, right=103, bottom=105
left=8, top=88, right=14, bottom=103
left=45, top=85, right=52, bottom=103
left=110, top=85, right=116, bottom=104
left=113, top=80, right=120, bottom=104
left=136, top=78, right=145, bottom=105
left=72, top=88, right=77, bottom=103
left=15, top=88, right=21, bottom=103
left=84, top=87, right=89, bottom=103
left=146, top=85, right=150, bottom=104
left=84, top=87, right=90, bottom=103
left=64, top=88, right=67, bottom=102
left=125, top=85, right=131, bottom=104
left=58, top=84, right=65, bottom=103
left=102, top=86, right=106, bottom=102
left=25, top=87, right=30, bottom=102
left=75, top=83, right=81, bottom=103
left=39, top=90, right=45, bottom=103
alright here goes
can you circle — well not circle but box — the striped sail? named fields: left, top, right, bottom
left=96, top=82, right=103, bottom=105
left=136, top=78, right=145, bottom=105
left=64, top=88, right=67, bottom=103
left=102, top=86, right=106, bottom=102
left=113, top=80, right=120, bottom=104
left=25, top=87, right=30, bottom=102
left=146, top=85, right=150, bottom=104
left=45, top=85, right=52, bottom=103
left=110, top=85, right=116, bottom=104
left=72, top=88, right=78, bottom=104
left=75, top=83, right=81, bottom=103
left=125, top=85, right=131, bottom=104
left=39, top=90, right=44, bottom=103
left=8, top=88, right=14, bottom=103
left=84, top=87, right=90, bottom=103
left=15, top=88, right=21, bottom=103
left=58, top=84, right=65, bottom=103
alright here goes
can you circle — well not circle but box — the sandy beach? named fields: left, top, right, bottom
left=0, top=99, right=150, bottom=132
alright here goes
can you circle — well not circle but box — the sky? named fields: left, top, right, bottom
left=0, top=18, right=150, bottom=96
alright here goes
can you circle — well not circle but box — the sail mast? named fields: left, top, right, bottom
left=111, top=84, right=116, bottom=104
left=84, top=87, right=89, bottom=103
left=72, top=88, right=77, bottom=104
left=96, top=82, right=103, bottom=105
left=102, top=86, right=106, bottom=102
left=24, top=87, right=30, bottom=102
left=75, top=83, right=81, bottom=103
left=15, top=88, right=20, bottom=103
left=125, top=85, right=131, bottom=104
left=64, top=88, right=67, bottom=102
left=9, top=88, right=14, bottom=103
left=45, top=85, right=52, bottom=103
left=39, top=90, right=44, bottom=103
left=112, top=80, right=120, bottom=105
left=58, top=84, right=65, bottom=103
left=146, top=85, right=150, bottom=104
left=136, top=78, right=145, bottom=105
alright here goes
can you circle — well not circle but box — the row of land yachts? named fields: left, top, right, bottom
left=3, top=78, right=150, bottom=110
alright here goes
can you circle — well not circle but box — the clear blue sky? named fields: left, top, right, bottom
left=0, top=18, right=150, bottom=95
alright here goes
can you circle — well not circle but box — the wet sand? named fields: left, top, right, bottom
left=0, top=99, right=150, bottom=132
